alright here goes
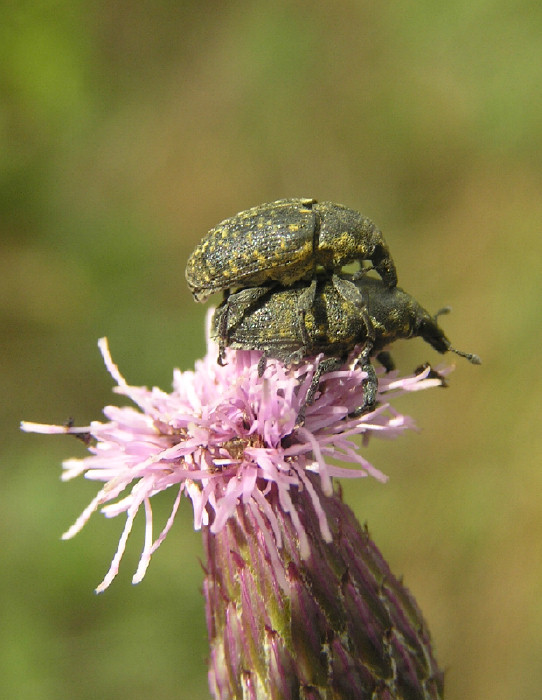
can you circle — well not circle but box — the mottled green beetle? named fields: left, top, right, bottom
left=185, top=198, right=397, bottom=302
left=211, top=275, right=480, bottom=417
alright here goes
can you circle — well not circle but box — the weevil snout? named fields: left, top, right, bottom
left=417, top=311, right=481, bottom=365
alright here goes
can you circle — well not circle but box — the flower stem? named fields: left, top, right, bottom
left=203, top=475, right=444, bottom=700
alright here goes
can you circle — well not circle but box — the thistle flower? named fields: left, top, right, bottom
left=22, top=315, right=446, bottom=699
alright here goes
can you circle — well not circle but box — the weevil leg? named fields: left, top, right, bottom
left=216, top=286, right=274, bottom=364
left=216, top=291, right=230, bottom=365
left=296, top=356, right=344, bottom=426
left=330, top=273, right=366, bottom=306
left=316, top=276, right=378, bottom=416
left=363, top=361, right=378, bottom=410
left=224, top=286, right=274, bottom=327
left=414, top=362, right=448, bottom=387
left=349, top=361, right=378, bottom=417
left=331, top=270, right=379, bottom=400
left=330, top=272, right=379, bottom=373
left=296, top=278, right=317, bottom=350
left=357, top=293, right=376, bottom=364
left=351, top=264, right=375, bottom=281
left=370, top=239, right=398, bottom=288
left=257, top=352, right=269, bottom=377
left=376, top=350, right=395, bottom=372
left=349, top=297, right=378, bottom=416
left=305, top=357, right=344, bottom=406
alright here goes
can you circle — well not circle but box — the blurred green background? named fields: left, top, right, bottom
left=3, top=1, right=541, bottom=698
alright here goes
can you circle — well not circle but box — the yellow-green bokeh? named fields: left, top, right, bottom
left=3, top=2, right=541, bottom=698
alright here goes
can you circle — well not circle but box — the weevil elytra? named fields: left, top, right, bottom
left=185, top=198, right=397, bottom=302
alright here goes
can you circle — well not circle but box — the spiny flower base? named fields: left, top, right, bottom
left=204, top=475, right=444, bottom=700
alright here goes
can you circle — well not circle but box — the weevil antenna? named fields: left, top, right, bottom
left=433, top=306, right=451, bottom=321
left=448, top=345, right=482, bottom=365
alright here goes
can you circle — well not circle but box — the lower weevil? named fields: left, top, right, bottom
left=211, top=274, right=480, bottom=420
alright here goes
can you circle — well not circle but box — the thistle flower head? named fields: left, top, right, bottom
left=22, top=313, right=447, bottom=593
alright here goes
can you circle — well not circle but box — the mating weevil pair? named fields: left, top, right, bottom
left=185, top=198, right=480, bottom=419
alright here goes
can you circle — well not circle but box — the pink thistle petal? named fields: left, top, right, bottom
left=22, top=330, right=451, bottom=591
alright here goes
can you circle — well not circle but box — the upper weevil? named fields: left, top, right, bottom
left=211, top=274, right=481, bottom=417
left=185, top=198, right=397, bottom=302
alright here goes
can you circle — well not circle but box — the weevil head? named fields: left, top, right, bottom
left=415, top=309, right=450, bottom=354
left=354, top=277, right=481, bottom=365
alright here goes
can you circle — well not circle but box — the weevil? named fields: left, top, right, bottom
left=185, top=198, right=397, bottom=302
left=211, top=275, right=480, bottom=419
